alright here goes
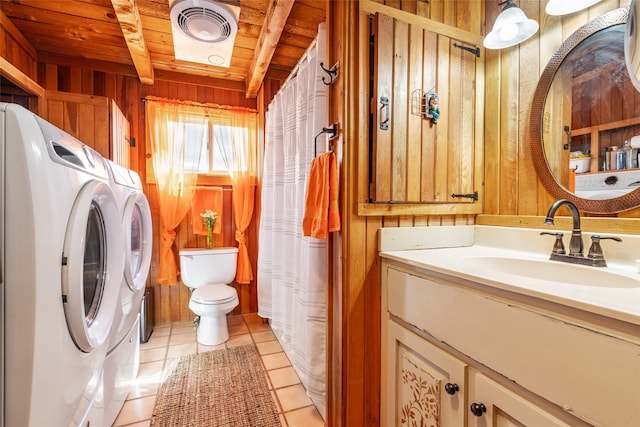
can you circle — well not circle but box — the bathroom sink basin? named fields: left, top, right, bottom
left=464, top=256, right=640, bottom=288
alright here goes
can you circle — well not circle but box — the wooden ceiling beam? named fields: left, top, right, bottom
left=245, top=0, right=295, bottom=98
left=110, top=0, right=154, bottom=85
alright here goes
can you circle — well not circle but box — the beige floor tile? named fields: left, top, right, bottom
left=252, top=330, right=276, bottom=343
left=136, top=360, right=165, bottom=381
left=243, top=312, right=266, bottom=324
left=228, top=314, right=244, bottom=326
left=197, top=342, right=226, bottom=353
left=127, top=379, right=159, bottom=400
left=268, top=366, right=300, bottom=389
left=279, top=414, right=287, bottom=426
left=256, top=340, right=283, bottom=355
left=151, top=325, right=171, bottom=337
left=140, top=334, right=168, bottom=350
left=139, top=347, right=166, bottom=364
left=247, top=322, right=272, bottom=333
left=226, top=333, right=253, bottom=348
left=276, top=384, right=313, bottom=412
left=169, top=331, right=196, bottom=346
left=284, top=405, right=325, bottom=427
left=244, top=313, right=271, bottom=331
left=166, top=342, right=197, bottom=359
left=228, top=321, right=250, bottom=336
left=171, top=322, right=195, bottom=335
left=262, top=352, right=291, bottom=370
left=112, top=395, right=156, bottom=426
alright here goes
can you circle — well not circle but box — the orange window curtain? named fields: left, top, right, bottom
left=215, top=110, right=258, bottom=284
left=146, top=98, right=206, bottom=285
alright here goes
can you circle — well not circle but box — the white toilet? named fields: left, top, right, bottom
left=179, top=247, right=239, bottom=345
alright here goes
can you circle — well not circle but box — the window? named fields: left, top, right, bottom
left=145, top=99, right=257, bottom=184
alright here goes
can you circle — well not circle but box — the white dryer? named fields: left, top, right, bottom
left=1, top=103, right=125, bottom=426
left=102, top=159, right=153, bottom=426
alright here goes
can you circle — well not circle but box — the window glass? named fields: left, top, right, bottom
left=169, top=120, right=206, bottom=173
left=195, top=121, right=248, bottom=174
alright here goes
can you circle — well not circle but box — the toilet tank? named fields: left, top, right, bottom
left=179, top=247, right=238, bottom=288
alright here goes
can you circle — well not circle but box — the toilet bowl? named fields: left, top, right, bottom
left=179, top=247, right=239, bottom=345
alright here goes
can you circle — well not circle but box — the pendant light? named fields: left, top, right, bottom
left=545, top=0, right=602, bottom=16
left=483, top=0, right=539, bottom=49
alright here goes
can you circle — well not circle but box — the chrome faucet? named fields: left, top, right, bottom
left=544, top=199, right=583, bottom=256
left=542, top=199, right=621, bottom=267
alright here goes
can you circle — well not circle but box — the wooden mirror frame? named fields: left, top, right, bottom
left=530, top=7, right=640, bottom=213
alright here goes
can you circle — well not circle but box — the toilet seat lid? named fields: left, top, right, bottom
left=192, top=284, right=237, bottom=305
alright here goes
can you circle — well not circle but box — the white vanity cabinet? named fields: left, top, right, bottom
left=467, top=370, right=574, bottom=427
left=381, top=258, right=640, bottom=427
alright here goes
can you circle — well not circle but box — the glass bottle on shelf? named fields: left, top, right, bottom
left=622, top=140, right=633, bottom=169
left=610, top=146, right=619, bottom=170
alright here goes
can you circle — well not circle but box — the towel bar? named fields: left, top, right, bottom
left=314, top=123, right=339, bottom=157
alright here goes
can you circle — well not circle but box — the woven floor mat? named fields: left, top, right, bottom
left=150, top=344, right=282, bottom=427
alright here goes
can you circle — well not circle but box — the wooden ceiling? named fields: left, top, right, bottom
left=1, top=0, right=326, bottom=97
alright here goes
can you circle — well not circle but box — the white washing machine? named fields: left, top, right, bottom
left=102, top=159, right=153, bottom=426
left=575, top=169, right=640, bottom=199
left=1, top=103, right=125, bottom=427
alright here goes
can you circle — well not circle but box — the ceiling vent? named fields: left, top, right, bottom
left=169, top=0, right=240, bottom=67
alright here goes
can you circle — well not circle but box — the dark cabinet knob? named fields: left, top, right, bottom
left=470, top=402, right=487, bottom=417
left=444, top=383, right=459, bottom=395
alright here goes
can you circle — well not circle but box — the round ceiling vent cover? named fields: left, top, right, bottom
left=170, top=0, right=238, bottom=43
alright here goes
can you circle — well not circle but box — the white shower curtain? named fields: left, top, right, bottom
left=258, top=23, right=328, bottom=408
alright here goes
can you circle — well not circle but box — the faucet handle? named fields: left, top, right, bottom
left=587, top=235, right=622, bottom=259
left=540, top=232, right=565, bottom=254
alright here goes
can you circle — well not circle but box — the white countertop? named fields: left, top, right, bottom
left=380, top=225, right=640, bottom=326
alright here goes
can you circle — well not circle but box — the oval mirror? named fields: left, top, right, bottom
left=530, top=7, right=640, bottom=213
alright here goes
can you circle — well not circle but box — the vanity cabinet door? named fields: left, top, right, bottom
left=383, top=320, right=467, bottom=427
left=467, top=370, right=574, bottom=427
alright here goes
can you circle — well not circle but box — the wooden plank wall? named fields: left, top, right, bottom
left=33, top=62, right=268, bottom=325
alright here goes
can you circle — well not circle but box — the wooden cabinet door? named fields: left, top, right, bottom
left=370, top=10, right=484, bottom=209
left=45, top=90, right=110, bottom=158
left=383, top=320, right=466, bottom=427
left=467, top=371, right=574, bottom=427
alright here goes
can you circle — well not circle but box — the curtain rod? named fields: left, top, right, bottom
left=195, top=185, right=233, bottom=191
left=141, top=96, right=258, bottom=114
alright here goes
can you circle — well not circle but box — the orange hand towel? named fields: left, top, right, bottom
left=302, top=152, right=340, bottom=239
left=192, top=187, right=223, bottom=235
left=328, top=151, right=341, bottom=233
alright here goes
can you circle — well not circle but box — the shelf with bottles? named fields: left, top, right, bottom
left=570, top=118, right=640, bottom=174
